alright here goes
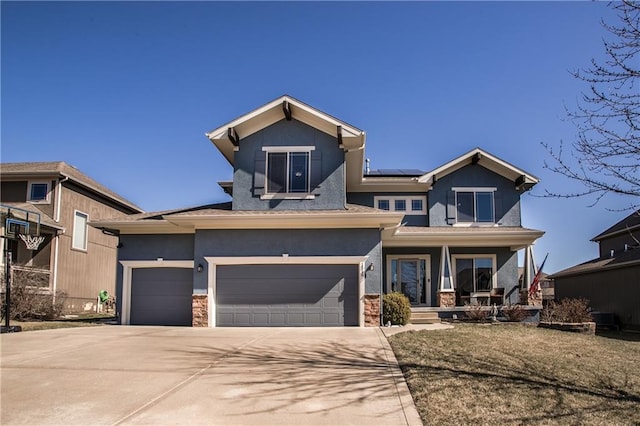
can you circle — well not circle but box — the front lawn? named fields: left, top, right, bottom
left=388, top=323, right=640, bottom=425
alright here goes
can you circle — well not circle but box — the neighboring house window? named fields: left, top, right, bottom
left=72, top=211, right=88, bottom=251
left=27, top=182, right=50, bottom=203
left=263, top=147, right=314, bottom=194
left=453, top=187, right=496, bottom=223
left=374, top=196, right=427, bottom=214
left=452, top=255, right=496, bottom=293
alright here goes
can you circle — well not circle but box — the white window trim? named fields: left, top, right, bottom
left=119, top=260, right=195, bottom=325
left=72, top=210, right=89, bottom=251
left=27, top=181, right=51, bottom=204
left=453, top=188, right=496, bottom=224
left=262, top=146, right=315, bottom=196
left=386, top=254, right=431, bottom=304
left=205, top=256, right=367, bottom=327
left=374, top=196, right=427, bottom=214
left=451, top=254, right=497, bottom=294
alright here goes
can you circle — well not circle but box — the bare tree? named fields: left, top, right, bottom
left=543, top=1, right=639, bottom=206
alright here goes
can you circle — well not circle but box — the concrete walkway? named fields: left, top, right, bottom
left=1, top=326, right=422, bottom=426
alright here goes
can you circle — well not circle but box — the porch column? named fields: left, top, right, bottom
left=437, top=245, right=455, bottom=307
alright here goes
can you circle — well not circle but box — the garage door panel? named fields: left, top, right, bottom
left=130, top=268, right=192, bottom=326
left=217, top=264, right=358, bottom=326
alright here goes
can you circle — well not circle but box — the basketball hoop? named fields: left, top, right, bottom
left=18, top=234, right=45, bottom=251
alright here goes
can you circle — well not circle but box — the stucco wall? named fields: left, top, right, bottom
left=194, top=229, right=382, bottom=294
left=429, top=164, right=522, bottom=226
left=232, top=119, right=346, bottom=211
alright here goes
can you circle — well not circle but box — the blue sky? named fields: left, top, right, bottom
left=1, top=1, right=632, bottom=274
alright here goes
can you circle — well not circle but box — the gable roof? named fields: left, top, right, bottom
left=591, top=210, right=640, bottom=242
left=206, top=95, right=365, bottom=165
left=1, top=162, right=143, bottom=213
left=416, top=148, right=539, bottom=190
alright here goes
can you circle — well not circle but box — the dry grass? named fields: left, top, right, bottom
left=388, top=323, right=640, bottom=425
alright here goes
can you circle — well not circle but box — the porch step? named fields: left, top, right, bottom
left=410, top=310, right=441, bottom=324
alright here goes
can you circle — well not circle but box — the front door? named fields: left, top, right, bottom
left=388, top=256, right=431, bottom=305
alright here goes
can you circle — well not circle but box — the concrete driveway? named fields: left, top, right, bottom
left=1, top=326, right=421, bottom=425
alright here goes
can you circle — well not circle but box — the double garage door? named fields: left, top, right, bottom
left=129, top=264, right=358, bottom=327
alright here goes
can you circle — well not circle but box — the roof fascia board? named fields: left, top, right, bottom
left=89, top=220, right=194, bottom=235
left=206, top=96, right=363, bottom=144
left=417, top=148, right=539, bottom=185
left=591, top=223, right=640, bottom=242
left=551, top=257, right=640, bottom=279
left=383, top=228, right=544, bottom=250
left=164, top=212, right=403, bottom=230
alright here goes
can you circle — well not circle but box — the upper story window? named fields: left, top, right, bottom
left=72, top=210, right=88, bottom=251
left=261, top=146, right=315, bottom=198
left=375, top=196, right=427, bottom=214
left=27, top=181, right=50, bottom=203
left=453, top=187, right=496, bottom=223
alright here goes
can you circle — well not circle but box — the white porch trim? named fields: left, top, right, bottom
left=204, top=255, right=368, bottom=327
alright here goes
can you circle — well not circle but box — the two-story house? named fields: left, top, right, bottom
left=94, top=96, right=544, bottom=327
left=551, top=210, right=640, bottom=329
left=1, top=162, right=143, bottom=311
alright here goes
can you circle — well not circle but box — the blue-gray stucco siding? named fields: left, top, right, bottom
left=232, top=119, right=346, bottom=211
left=194, top=229, right=382, bottom=294
left=429, top=164, right=523, bottom=226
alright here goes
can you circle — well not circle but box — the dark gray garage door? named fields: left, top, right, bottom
left=130, top=268, right=193, bottom=326
left=217, top=264, right=358, bottom=326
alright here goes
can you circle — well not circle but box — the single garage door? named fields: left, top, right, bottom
left=130, top=268, right=193, bottom=326
left=217, top=264, right=358, bottom=326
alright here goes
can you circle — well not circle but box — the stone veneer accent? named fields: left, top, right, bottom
left=192, top=294, right=208, bottom=327
left=437, top=291, right=456, bottom=308
left=520, top=289, right=543, bottom=306
left=364, top=294, right=380, bottom=327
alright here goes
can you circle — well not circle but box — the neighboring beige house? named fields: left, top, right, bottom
left=1, top=162, right=143, bottom=311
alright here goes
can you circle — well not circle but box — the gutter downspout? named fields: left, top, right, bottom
left=52, top=176, right=69, bottom=299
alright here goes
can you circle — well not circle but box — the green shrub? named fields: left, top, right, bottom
left=541, top=298, right=592, bottom=323
left=383, top=292, right=411, bottom=325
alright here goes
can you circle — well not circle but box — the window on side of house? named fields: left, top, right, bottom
left=454, top=188, right=495, bottom=223
left=374, top=196, right=427, bottom=215
left=27, top=182, right=50, bottom=203
left=72, top=210, right=88, bottom=251
left=377, top=199, right=390, bottom=210
left=453, top=255, right=495, bottom=294
left=265, top=149, right=311, bottom=194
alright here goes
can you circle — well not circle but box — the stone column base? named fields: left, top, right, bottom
left=437, top=291, right=456, bottom=308
left=520, top=289, right=543, bottom=306
left=364, top=294, right=380, bottom=327
left=192, top=294, right=208, bottom=327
